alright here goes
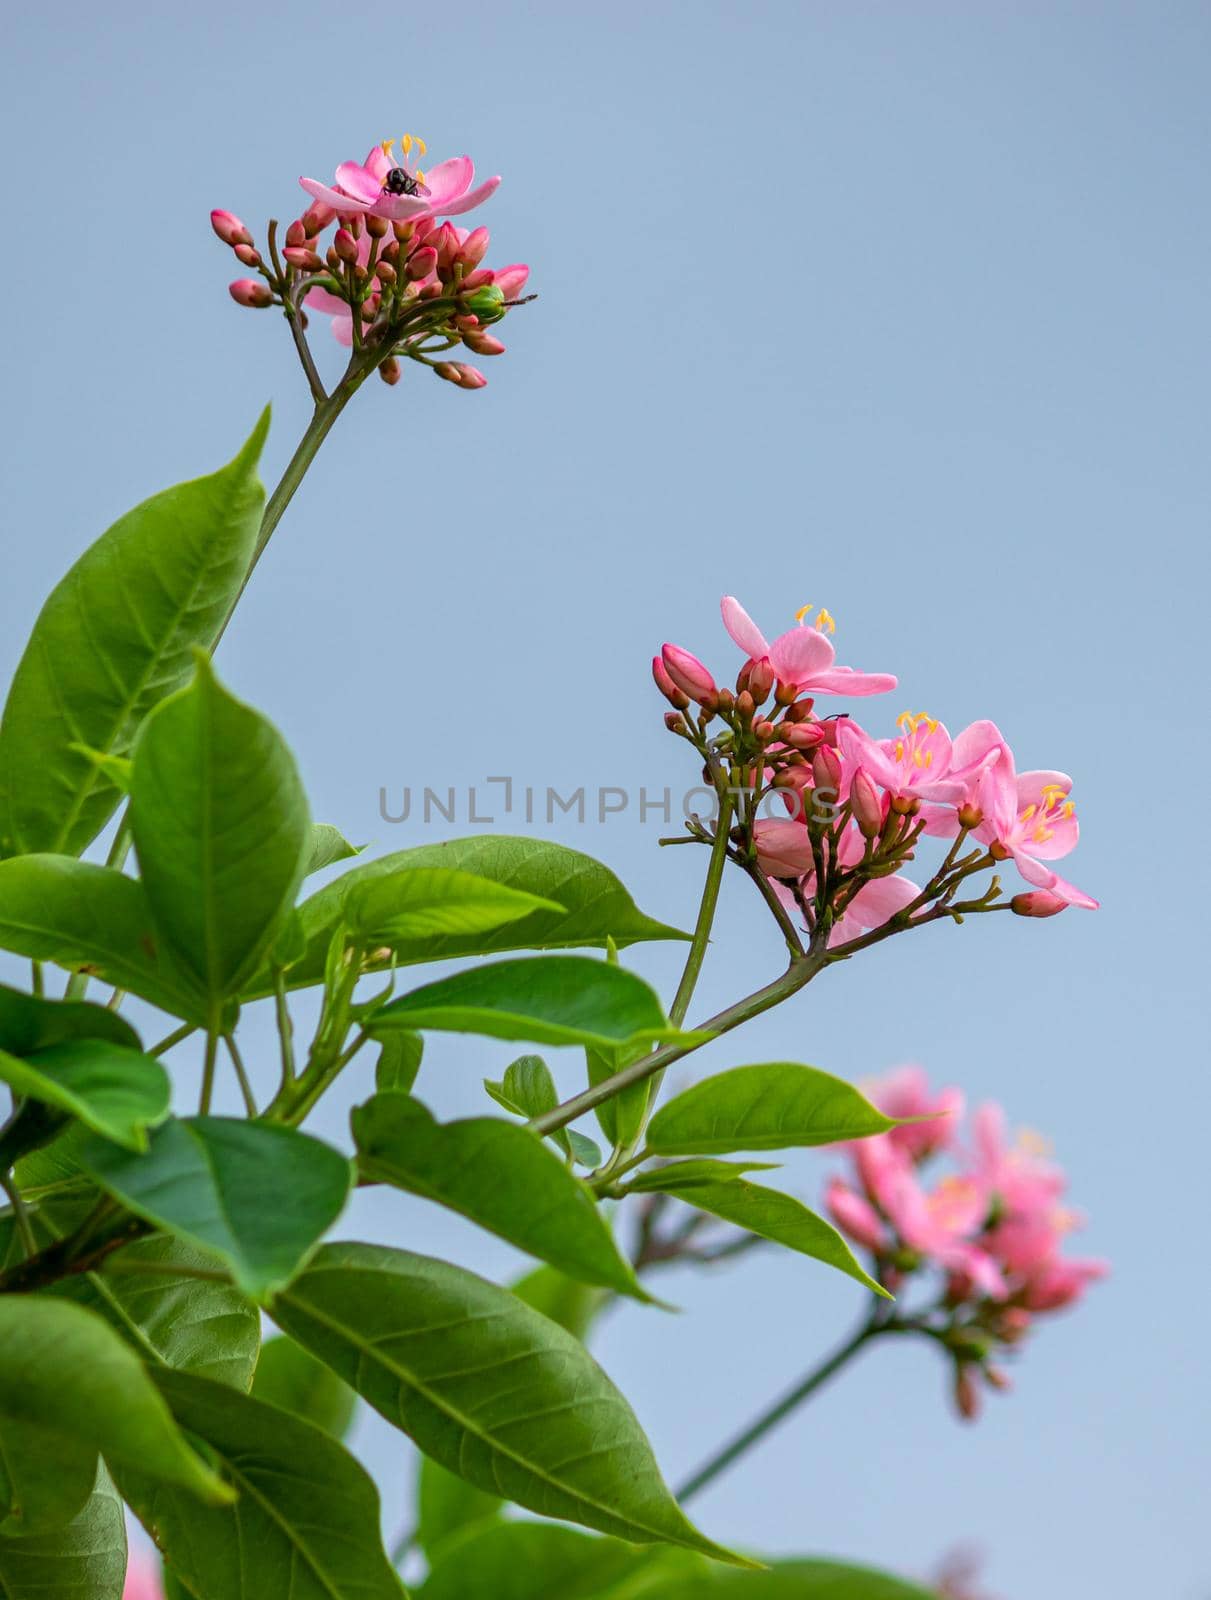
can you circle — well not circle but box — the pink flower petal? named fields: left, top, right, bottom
left=299, top=177, right=373, bottom=215
left=434, top=175, right=503, bottom=219
left=806, top=667, right=898, bottom=696
left=769, top=626, right=836, bottom=685
left=335, top=161, right=384, bottom=205
left=720, top=596, right=770, bottom=660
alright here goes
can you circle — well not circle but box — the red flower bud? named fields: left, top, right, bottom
left=455, top=226, right=491, bottom=270
left=302, top=202, right=335, bottom=235
left=652, top=656, right=691, bottom=710
left=783, top=722, right=827, bottom=750
left=458, top=267, right=495, bottom=291
left=811, top=746, right=843, bottom=795
left=464, top=332, right=506, bottom=356
left=283, top=246, right=323, bottom=271
left=365, top=213, right=389, bottom=239
left=378, top=357, right=402, bottom=386
left=1011, top=891, right=1067, bottom=918
left=785, top=696, right=817, bottom=724
left=211, top=209, right=251, bottom=247
left=285, top=220, right=308, bottom=249
left=406, top=245, right=438, bottom=281
left=661, top=645, right=718, bottom=709
left=746, top=657, right=775, bottom=707
left=233, top=243, right=261, bottom=268
left=334, top=228, right=359, bottom=264
left=228, top=278, right=273, bottom=308
left=374, top=259, right=397, bottom=285
left=851, top=767, right=883, bottom=838
left=435, top=362, right=487, bottom=390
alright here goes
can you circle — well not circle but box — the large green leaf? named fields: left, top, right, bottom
left=0, top=983, right=140, bottom=1055
left=345, top=866, right=564, bottom=942
left=252, top=1333, right=356, bottom=1439
left=246, top=836, right=688, bottom=997
left=377, top=1030, right=424, bottom=1093
left=77, top=1117, right=352, bottom=1300
left=0, top=1419, right=99, bottom=1537
left=670, top=1180, right=887, bottom=1296
left=0, top=857, right=205, bottom=1021
left=0, top=1296, right=230, bottom=1505
left=0, top=413, right=269, bottom=860
left=419, top=1519, right=663, bottom=1600
left=352, top=1094, right=647, bottom=1300
left=625, top=1159, right=779, bottom=1193
left=0, top=1466, right=126, bottom=1600
left=272, top=1242, right=744, bottom=1562
left=368, top=955, right=698, bottom=1052
left=0, top=1039, right=169, bottom=1151
left=641, top=1557, right=940, bottom=1598
left=305, top=823, right=361, bottom=876
left=587, top=1039, right=652, bottom=1152
left=118, top=1370, right=406, bottom=1600
left=129, top=659, right=311, bottom=1007
left=509, top=1263, right=610, bottom=1342
left=646, top=1063, right=899, bottom=1156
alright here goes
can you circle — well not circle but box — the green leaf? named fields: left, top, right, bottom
left=646, top=1063, right=899, bottom=1156
left=0, top=1296, right=231, bottom=1504
left=0, top=1419, right=99, bottom=1537
left=0, top=1465, right=127, bottom=1600
left=345, top=866, right=564, bottom=942
left=249, top=836, right=689, bottom=998
left=416, top=1459, right=502, bottom=1561
left=0, top=1039, right=169, bottom=1151
left=670, top=1180, right=888, bottom=1297
left=377, top=1030, right=424, bottom=1094
left=483, top=1054, right=577, bottom=1160
left=640, top=1557, right=940, bottom=1598
left=625, top=1159, right=780, bottom=1193
left=51, top=1230, right=261, bottom=1391
left=77, top=1116, right=352, bottom=1300
left=587, top=1040, right=652, bottom=1150
left=368, top=955, right=692, bottom=1052
left=0, top=857, right=206, bottom=1021
left=129, top=658, right=311, bottom=1006
left=272, top=1242, right=746, bottom=1562
left=567, top=1130, right=604, bottom=1169
left=419, top=1519, right=655, bottom=1600
left=509, top=1263, right=609, bottom=1342
left=253, top=1333, right=357, bottom=1439
left=118, top=1370, right=406, bottom=1600
left=352, top=1095, right=648, bottom=1300
left=0, top=982, right=140, bottom=1055
left=0, top=412, right=269, bottom=860
left=306, top=823, right=362, bottom=876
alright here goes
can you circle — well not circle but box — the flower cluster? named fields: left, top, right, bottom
left=827, top=1067, right=1107, bottom=1419
left=654, top=597, right=1096, bottom=953
left=211, top=137, right=529, bottom=393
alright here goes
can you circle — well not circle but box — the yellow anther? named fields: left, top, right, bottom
left=815, top=607, right=837, bottom=635
left=401, top=133, right=413, bottom=156
left=1032, top=824, right=1054, bottom=843
left=416, top=168, right=425, bottom=184
left=894, top=740, right=904, bottom=761
left=415, top=135, right=427, bottom=156
left=794, top=603, right=814, bottom=624
left=1020, top=804, right=1037, bottom=822
left=913, top=750, right=924, bottom=768
left=1061, top=800, right=1075, bottom=819
left=924, top=749, right=934, bottom=767
left=381, top=138, right=396, bottom=158
left=1041, top=783, right=1068, bottom=803
left=897, top=711, right=915, bottom=733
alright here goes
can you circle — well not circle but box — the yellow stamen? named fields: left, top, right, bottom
left=401, top=134, right=413, bottom=156
left=1061, top=800, right=1075, bottom=818
left=794, top=603, right=814, bottom=624
left=381, top=138, right=396, bottom=158
left=416, top=168, right=425, bottom=184
left=924, top=749, right=933, bottom=767
left=1032, top=824, right=1054, bottom=843
left=1041, top=783, right=1068, bottom=803
left=897, top=711, right=916, bottom=733
left=815, top=607, right=837, bottom=635
left=913, top=750, right=924, bottom=768
left=414, top=136, right=427, bottom=157
left=1020, top=804, right=1037, bottom=822
left=894, top=740, right=904, bottom=761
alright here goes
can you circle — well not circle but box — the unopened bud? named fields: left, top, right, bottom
left=891, top=794, right=921, bottom=816
left=754, top=719, right=775, bottom=741
left=461, top=282, right=506, bottom=323
left=465, top=332, right=506, bottom=356
left=953, top=1365, right=982, bottom=1422
left=775, top=680, right=797, bottom=706
left=984, top=1365, right=1013, bottom=1393
left=786, top=696, right=816, bottom=724
left=652, top=656, right=690, bottom=710
left=746, top=657, right=775, bottom=706
left=783, top=722, right=827, bottom=751
left=211, top=209, right=251, bottom=247
left=661, top=645, right=718, bottom=709
left=664, top=711, right=685, bottom=733
left=957, top=802, right=983, bottom=830
left=989, top=839, right=1012, bottom=861
left=228, top=278, right=273, bottom=308
left=811, top=746, right=842, bottom=795
left=455, top=314, right=480, bottom=331
left=458, top=266, right=494, bottom=292
left=302, top=202, right=335, bottom=235
left=283, top=246, right=323, bottom=271
left=735, top=689, right=755, bottom=720
left=326, top=246, right=342, bottom=271
left=407, top=245, right=438, bottom=281
left=851, top=767, right=883, bottom=838
left=334, top=228, right=359, bottom=264
left=434, top=362, right=487, bottom=390
left=233, top=243, right=261, bottom=268
left=374, top=259, right=397, bottom=285
left=285, top=220, right=308, bottom=249
left=454, top=225, right=490, bottom=270
left=393, top=219, right=416, bottom=242
left=365, top=213, right=389, bottom=239
left=715, top=687, right=735, bottom=714
left=378, top=356, right=401, bottom=386
left=380, top=239, right=400, bottom=265
left=1011, top=890, right=1067, bottom=918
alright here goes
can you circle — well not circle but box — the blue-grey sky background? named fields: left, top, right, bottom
left=2, top=2, right=1207, bottom=1595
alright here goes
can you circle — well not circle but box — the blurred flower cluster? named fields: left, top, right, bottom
left=827, top=1066, right=1107, bottom=1419
left=211, top=137, right=529, bottom=393
left=654, top=597, right=1096, bottom=953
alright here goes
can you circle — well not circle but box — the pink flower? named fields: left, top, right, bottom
left=839, top=714, right=1001, bottom=808
left=826, top=1177, right=888, bottom=1252
left=761, top=821, right=922, bottom=946
left=977, top=753, right=1097, bottom=908
left=123, top=1554, right=164, bottom=1600
left=863, top=1064, right=964, bottom=1160
left=721, top=597, right=897, bottom=697
left=300, top=139, right=500, bottom=224
left=1021, top=1256, right=1108, bottom=1311
left=753, top=817, right=815, bottom=879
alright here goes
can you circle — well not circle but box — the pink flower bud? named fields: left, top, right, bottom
left=652, top=656, right=690, bottom=709
left=211, top=209, right=251, bottom=247
left=746, top=657, right=775, bottom=707
left=811, top=745, right=843, bottom=795
left=285, top=220, right=307, bottom=248
left=458, top=267, right=495, bottom=291
left=465, top=332, right=506, bottom=356
left=1011, top=890, right=1068, bottom=918
left=334, top=228, right=359, bottom=264
left=953, top=1364, right=982, bottom=1422
left=664, top=711, right=686, bottom=733
left=851, top=767, right=883, bottom=838
left=826, top=1179, right=887, bottom=1252
left=378, top=357, right=401, bottom=386
left=435, top=362, right=487, bottom=390
left=365, top=213, right=389, bottom=239
left=283, top=246, right=323, bottom=271
left=455, top=226, right=491, bottom=270
left=233, top=243, right=261, bottom=268
left=785, top=696, right=817, bottom=724
left=957, top=801, right=984, bottom=830
left=783, top=722, right=827, bottom=751
left=302, top=202, right=335, bottom=236
left=661, top=645, right=718, bottom=709
left=228, top=278, right=273, bottom=308
left=406, top=246, right=438, bottom=281
left=374, top=259, right=397, bottom=285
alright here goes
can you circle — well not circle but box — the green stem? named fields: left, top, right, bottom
left=675, top=1317, right=882, bottom=1503
left=199, top=1028, right=219, bottom=1115
left=224, top=1034, right=257, bottom=1116
left=150, top=1022, right=195, bottom=1057
left=669, top=793, right=733, bottom=1029
left=0, top=1172, right=37, bottom=1258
